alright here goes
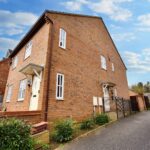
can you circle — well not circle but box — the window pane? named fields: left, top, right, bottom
left=57, top=86, right=60, bottom=97
left=6, top=85, right=12, bottom=102
left=56, top=73, right=64, bottom=99
left=101, top=55, right=107, bottom=70
left=18, top=79, right=27, bottom=100
left=25, top=41, right=32, bottom=59
left=60, top=86, right=62, bottom=97
left=59, top=28, right=66, bottom=49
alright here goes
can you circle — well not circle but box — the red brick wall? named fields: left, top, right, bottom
left=0, top=58, right=10, bottom=96
left=0, top=111, right=42, bottom=124
left=3, top=23, right=51, bottom=112
left=46, top=13, right=129, bottom=122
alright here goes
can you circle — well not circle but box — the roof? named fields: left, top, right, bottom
left=129, top=90, right=138, bottom=97
left=9, top=10, right=127, bottom=69
left=46, top=10, right=101, bottom=19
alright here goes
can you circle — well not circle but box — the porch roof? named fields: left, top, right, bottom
left=19, top=63, right=44, bottom=75
left=101, top=81, right=116, bottom=87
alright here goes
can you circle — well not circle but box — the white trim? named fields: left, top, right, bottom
left=17, top=98, right=24, bottom=102
left=12, top=56, right=18, bottom=69
left=18, top=79, right=27, bottom=101
left=24, top=41, right=32, bottom=59
left=59, top=28, right=66, bottom=49
left=56, top=73, right=64, bottom=100
left=6, top=85, right=13, bottom=102
left=112, top=63, right=115, bottom=72
left=101, top=55, right=107, bottom=70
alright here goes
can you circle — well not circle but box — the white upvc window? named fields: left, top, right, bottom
left=12, top=56, right=18, bottom=69
left=56, top=73, right=64, bottom=100
left=101, top=55, right=107, bottom=70
left=24, top=41, right=32, bottom=59
left=6, top=85, right=13, bottom=102
left=112, top=63, right=115, bottom=72
left=59, top=28, right=66, bottom=49
left=18, top=79, right=27, bottom=101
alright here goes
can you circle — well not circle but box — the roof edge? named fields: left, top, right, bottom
left=100, top=18, right=127, bottom=70
left=10, top=10, right=53, bottom=58
left=45, top=10, right=102, bottom=19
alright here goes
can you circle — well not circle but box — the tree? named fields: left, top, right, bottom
left=131, top=81, right=150, bottom=94
left=144, top=81, right=150, bottom=93
left=131, top=83, right=144, bottom=95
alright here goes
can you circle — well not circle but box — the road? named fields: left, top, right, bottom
left=64, top=111, right=150, bottom=150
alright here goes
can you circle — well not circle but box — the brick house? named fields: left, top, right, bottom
left=0, top=58, right=10, bottom=108
left=3, top=10, right=129, bottom=123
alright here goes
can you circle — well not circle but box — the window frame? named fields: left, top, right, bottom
left=101, top=55, right=107, bottom=70
left=12, top=56, right=18, bottom=69
left=56, top=73, right=64, bottom=100
left=59, top=28, right=66, bottom=49
left=18, top=79, right=27, bottom=101
left=6, top=85, right=13, bottom=102
left=112, top=63, right=115, bottom=72
left=24, top=41, right=32, bottom=59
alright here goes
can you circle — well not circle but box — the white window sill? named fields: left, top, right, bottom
left=18, top=98, right=24, bottom=102
left=24, top=55, right=30, bottom=61
left=101, top=68, right=107, bottom=71
left=56, top=98, right=64, bottom=101
left=59, top=45, right=66, bottom=49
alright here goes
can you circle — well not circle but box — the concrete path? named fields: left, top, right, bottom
left=64, top=111, right=150, bottom=150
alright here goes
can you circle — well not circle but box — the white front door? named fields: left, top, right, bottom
left=103, top=86, right=110, bottom=111
left=29, top=75, right=41, bottom=110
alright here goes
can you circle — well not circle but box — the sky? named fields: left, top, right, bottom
left=0, top=0, right=150, bottom=86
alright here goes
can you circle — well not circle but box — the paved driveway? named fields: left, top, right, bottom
left=64, top=111, right=150, bottom=150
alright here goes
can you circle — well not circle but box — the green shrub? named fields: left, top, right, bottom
left=52, top=119, right=74, bottom=143
left=95, top=114, right=109, bottom=125
left=80, top=118, right=95, bottom=130
left=41, top=143, right=50, bottom=150
left=0, top=118, right=34, bottom=150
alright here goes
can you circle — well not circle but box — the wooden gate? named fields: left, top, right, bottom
left=115, top=98, right=131, bottom=119
left=102, top=97, right=131, bottom=119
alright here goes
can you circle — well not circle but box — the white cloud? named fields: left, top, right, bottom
left=0, top=10, right=38, bottom=27
left=61, top=0, right=132, bottom=21
left=123, top=49, right=150, bottom=73
left=0, top=37, right=18, bottom=52
left=61, top=0, right=89, bottom=11
left=137, top=14, right=150, bottom=27
left=0, top=10, right=38, bottom=36
left=89, top=0, right=132, bottom=21
left=0, top=9, right=38, bottom=58
left=0, top=27, right=24, bottom=36
left=136, top=14, right=150, bottom=32
left=112, top=32, right=136, bottom=42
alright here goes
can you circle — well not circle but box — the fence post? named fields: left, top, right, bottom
left=115, top=98, right=119, bottom=119
left=122, top=98, right=125, bottom=118
left=102, top=97, right=105, bottom=113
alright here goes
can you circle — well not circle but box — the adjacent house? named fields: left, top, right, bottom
left=3, top=10, right=129, bottom=123
left=129, top=90, right=146, bottom=112
left=0, top=58, right=10, bottom=109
